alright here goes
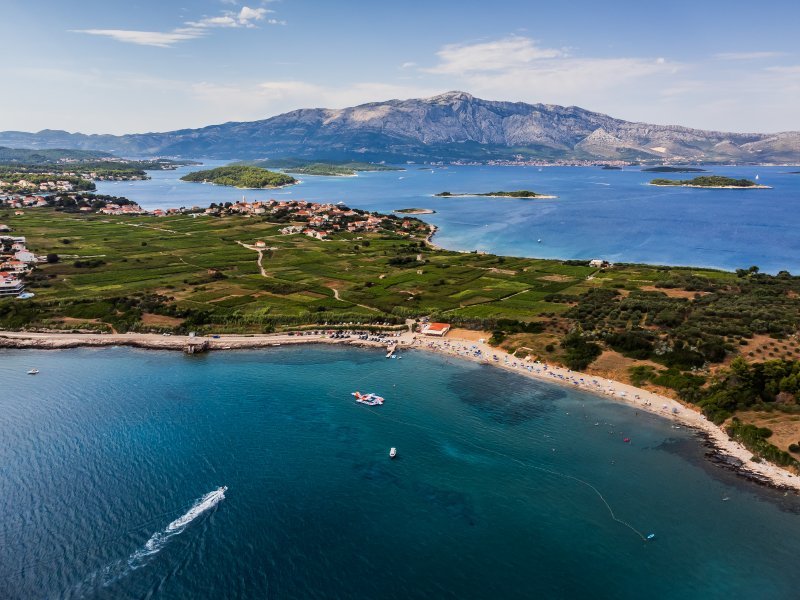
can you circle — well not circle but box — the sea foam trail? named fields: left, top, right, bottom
left=129, top=486, right=228, bottom=568
left=71, top=487, right=227, bottom=597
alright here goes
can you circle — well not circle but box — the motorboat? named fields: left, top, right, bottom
left=27, top=369, right=39, bottom=375
left=352, top=391, right=385, bottom=406
left=389, top=447, right=397, bottom=459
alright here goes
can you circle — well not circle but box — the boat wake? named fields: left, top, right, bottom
left=72, top=487, right=227, bottom=596
left=128, top=486, right=227, bottom=569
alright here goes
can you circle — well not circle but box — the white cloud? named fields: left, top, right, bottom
left=74, top=6, right=281, bottom=47
left=714, top=51, right=787, bottom=60
left=412, top=36, right=676, bottom=118
left=424, top=36, right=564, bottom=74
left=72, top=28, right=205, bottom=48
left=188, top=6, right=271, bottom=29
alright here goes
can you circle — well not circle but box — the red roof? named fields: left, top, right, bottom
left=425, top=322, right=451, bottom=332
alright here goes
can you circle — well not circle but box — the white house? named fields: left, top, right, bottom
left=589, top=259, right=612, bottom=268
left=14, top=250, right=36, bottom=263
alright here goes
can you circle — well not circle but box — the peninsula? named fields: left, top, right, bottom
left=240, top=159, right=402, bottom=177
left=394, top=208, right=436, bottom=214
left=435, top=190, right=557, bottom=199
left=649, top=175, right=769, bottom=188
left=0, top=147, right=193, bottom=193
left=180, top=165, right=297, bottom=189
left=642, top=166, right=707, bottom=173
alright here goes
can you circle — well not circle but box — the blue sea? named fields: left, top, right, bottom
left=97, top=163, right=800, bottom=273
left=2, top=346, right=800, bottom=599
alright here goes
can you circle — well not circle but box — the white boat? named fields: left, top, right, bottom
left=352, top=391, right=385, bottom=406
left=389, top=447, right=397, bottom=459
left=27, top=369, right=39, bottom=375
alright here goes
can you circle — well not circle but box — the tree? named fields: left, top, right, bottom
left=45, top=253, right=59, bottom=264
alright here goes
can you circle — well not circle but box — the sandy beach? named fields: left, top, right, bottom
left=648, top=183, right=772, bottom=190
left=2, top=328, right=798, bottom=492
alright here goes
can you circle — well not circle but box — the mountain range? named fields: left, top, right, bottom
left=2, top=91, right=798, bottom=163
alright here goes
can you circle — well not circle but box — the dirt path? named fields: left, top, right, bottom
left=325, top=285, right=381, bottom=312
left=236, top=241, right=272, bottom=277
left=119, top=222, right=189, bottom=235
left=441, top=287, right=532, bottom=314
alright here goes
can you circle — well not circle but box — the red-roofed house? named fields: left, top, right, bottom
left=422, top=322, right=451, bottom=337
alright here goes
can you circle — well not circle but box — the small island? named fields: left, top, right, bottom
left=237, top=159, right=402, bottom=177
left=180, top=166, right=297, bottom=189
left=642, top=166, right=707, bottom=173
left=649, top=176, right=769, bottom=189
left=435, top=190, right=557, bottom=199
left=394, top=208, right=436, bottom=215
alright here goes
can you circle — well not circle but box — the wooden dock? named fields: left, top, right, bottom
left=386, top=343, right=397, bottom=358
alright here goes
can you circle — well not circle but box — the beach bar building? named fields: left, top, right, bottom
left=422, top=322, right=451, bottom=337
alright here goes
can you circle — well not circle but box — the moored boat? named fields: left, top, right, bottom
left=351, top=391, right=385, bottom=406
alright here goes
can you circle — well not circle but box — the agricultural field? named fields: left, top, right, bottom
left=2, top=208, right=605, bottom=332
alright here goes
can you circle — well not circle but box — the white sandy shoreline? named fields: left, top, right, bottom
left=2, top=329, right=798, bottom=492
left=648, top=183, right=772, bottom=190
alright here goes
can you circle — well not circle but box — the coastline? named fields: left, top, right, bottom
left=648, top=183, right=772, bottom=190
left=184, top=180, right=300, bottom=190
left=394, top=208, right=436, bottom=215
left=433, top=193, right=558, bottom=199
left=3, top=329, right=798, bottom=493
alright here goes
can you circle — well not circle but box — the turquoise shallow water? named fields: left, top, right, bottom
left=2, top=346, right=800, bottom=599
left=97, top=164, right=800, bottom=273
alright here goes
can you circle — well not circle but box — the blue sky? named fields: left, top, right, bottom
left=2, top=0, right=799, bottom=134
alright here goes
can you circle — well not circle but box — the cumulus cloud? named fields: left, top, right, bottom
left=73, top=6, right=281, bottom=47
left=187, top=6, right=271, bottom=29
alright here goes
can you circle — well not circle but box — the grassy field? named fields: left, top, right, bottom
left=1, top=207, right=739, bottom=333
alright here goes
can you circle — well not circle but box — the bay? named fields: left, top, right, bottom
left=2, top=346, right=800, bottom=599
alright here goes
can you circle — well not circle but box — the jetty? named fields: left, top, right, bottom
left=184, top=338, right=209, bottom=354
left=386, top=343, right=397, bottom=358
